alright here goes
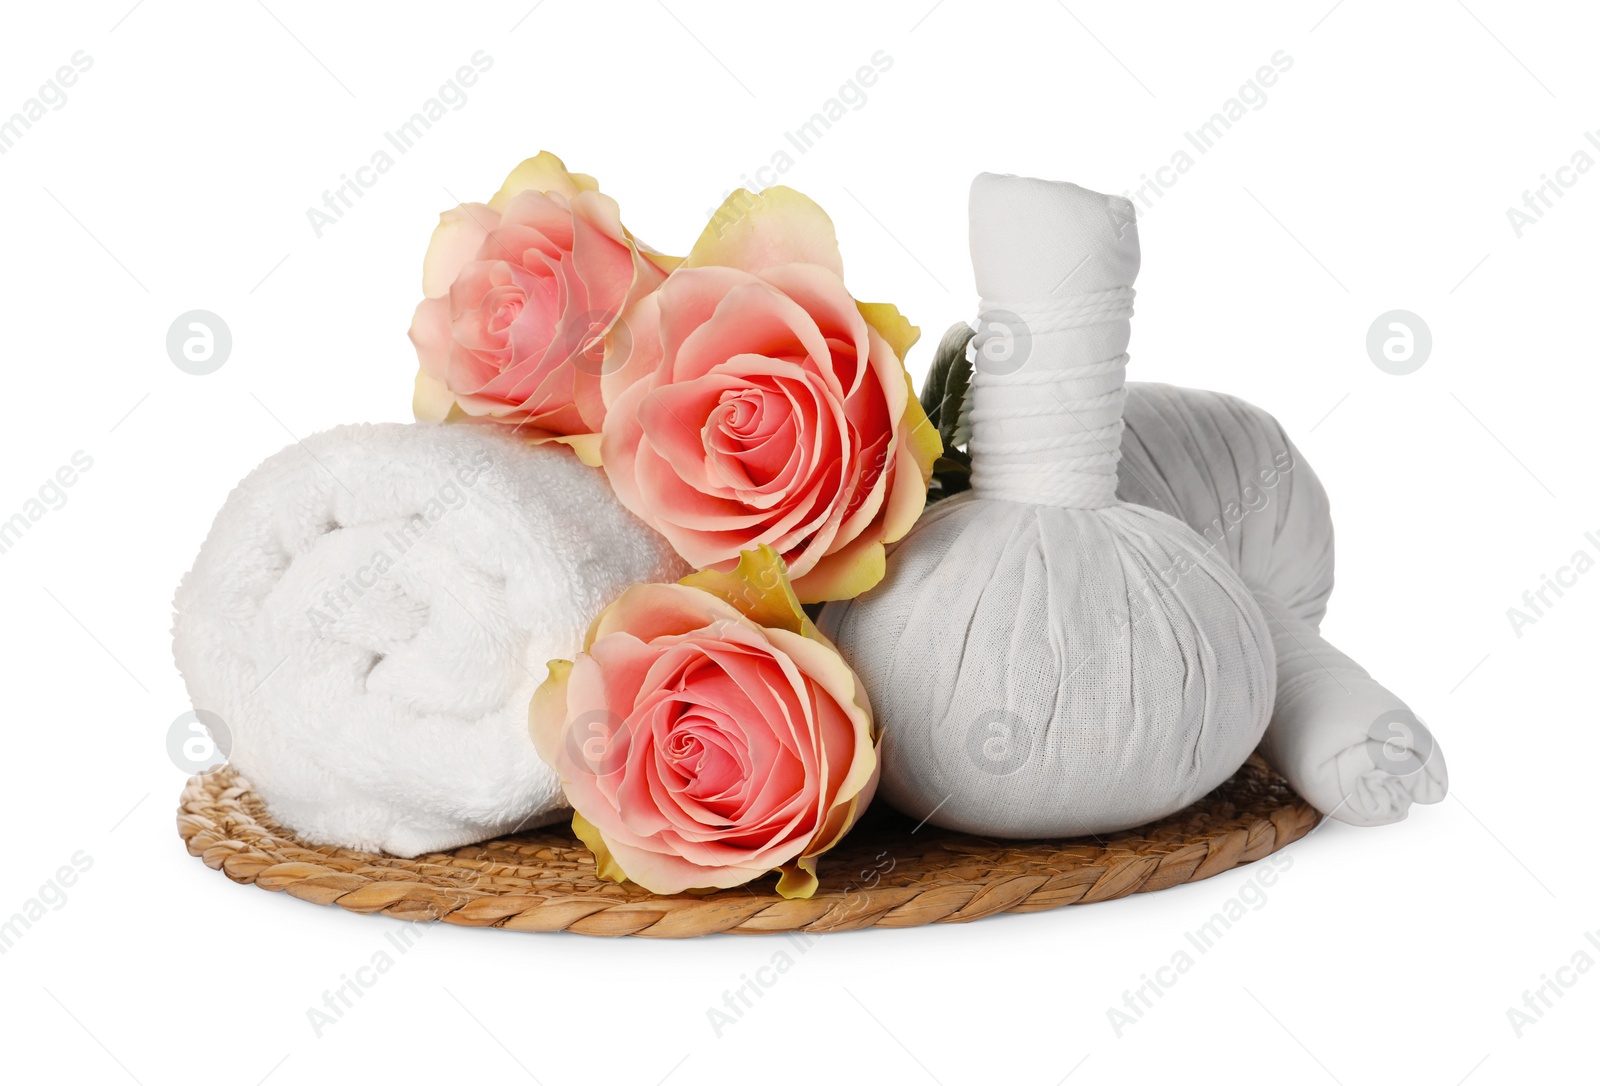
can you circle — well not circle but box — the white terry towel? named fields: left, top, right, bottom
left=1117, top=383, right=1448, bottom=825
left=172, top=422, right=686, bottom=856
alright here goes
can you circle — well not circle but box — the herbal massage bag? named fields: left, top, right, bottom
left=821, top=174, right=1276, bottom=837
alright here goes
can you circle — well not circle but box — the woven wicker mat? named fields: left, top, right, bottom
left=178, top=755, right=1318, bottom=938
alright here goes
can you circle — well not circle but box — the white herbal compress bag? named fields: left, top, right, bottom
left=821, top=174, right=1276, bottom=837
left=172, top=422, right=686, bottom=856
left=1117, top=383, right=1448, bottom=824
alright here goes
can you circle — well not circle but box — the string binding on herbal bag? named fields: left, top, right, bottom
left=963, top=195, right=1139, bottom=511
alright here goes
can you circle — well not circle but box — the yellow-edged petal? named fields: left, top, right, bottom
left=857, top=300, right=919, bottom=363
left=489, top=151, right=597, bottom=211
left=641, top=249, right=684, bottom=276
left=807, top=791, right=865, bottom=858
left=775, top=857, right=819, bottom=899
left=685, top=186, right=844, bottom=277
left=764, top=626, right=878, bottom=804
left=413, top=368, right=460, bottom=423
left=421, top=203, right=496, bottom=298
left=791, top=536, right=887, bottom=604
left=548, top=432, right=604, bottom=467
left=571, top=811, right=629, bottom=885
left=527, top=658, right=574, bottom=765
left=902, top=373, right=944, bottom=477
left=679, top=545, right=809, bottom=636
left=882, top=379, right=943, bottom=545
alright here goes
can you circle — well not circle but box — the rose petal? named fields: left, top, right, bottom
left=489, top=150, right=597, bottom=211
left=685, top=186, right=845, bottom=278
left=411, top=368, right=458, bottom=423
left=421, top=203, right=498, bottom=298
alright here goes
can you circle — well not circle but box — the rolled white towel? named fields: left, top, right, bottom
left=1117, top=383, right=1448, bottom=825
left=172, top=422, right=686, bottom=856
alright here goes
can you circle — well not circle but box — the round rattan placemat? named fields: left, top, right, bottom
left=177, top=756, right=1318, bottom=937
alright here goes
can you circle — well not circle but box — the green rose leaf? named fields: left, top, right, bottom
left=920, top=322, right=975, bottom=503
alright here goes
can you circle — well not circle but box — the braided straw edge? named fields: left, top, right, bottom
left=177, top=764, right=1320, bottom=938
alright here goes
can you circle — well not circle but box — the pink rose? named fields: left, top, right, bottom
left=529, top=546, right=879, bottom=898
left=599, top=187, right=941, bottom=602
left=409, top=152, right=675, bottom=464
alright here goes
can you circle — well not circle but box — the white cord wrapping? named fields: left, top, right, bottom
left=967, top=287, right=1135, bottom=509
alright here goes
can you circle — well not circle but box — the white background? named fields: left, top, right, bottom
left=1, top=1, right=1594, bottom=1083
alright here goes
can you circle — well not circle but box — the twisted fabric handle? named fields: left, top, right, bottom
left=965, top=178, right=1140, bottom=511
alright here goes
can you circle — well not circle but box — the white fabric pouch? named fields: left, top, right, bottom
left=1118, top=384, right=1448, bottom=824
left=820, top=175, right=1277, bottom=838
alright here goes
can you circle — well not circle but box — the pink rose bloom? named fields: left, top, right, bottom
left=599, top=187, right=941, bottom=603
left=529, top=547, right=879, bottom=898
left=409, top=152, right=674, bottom=464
